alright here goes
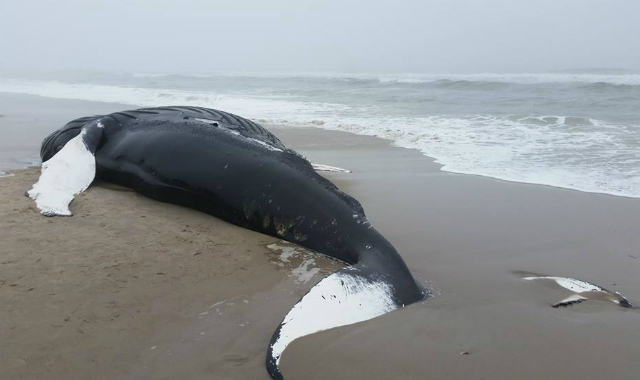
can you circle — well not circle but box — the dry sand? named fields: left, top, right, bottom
left=1, top=94, right=639, bottom=380
left=1, top=168, right=342, bottom=380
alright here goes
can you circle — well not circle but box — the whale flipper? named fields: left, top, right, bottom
left=28, top=120, right=104, bottom=216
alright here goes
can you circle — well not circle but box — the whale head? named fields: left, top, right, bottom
left=40, top=125, right=83, bottom=162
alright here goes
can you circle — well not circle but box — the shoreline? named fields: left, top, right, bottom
left=2, top=93, right=640, bottom=380
left=1, top=89, right=637, bottom=199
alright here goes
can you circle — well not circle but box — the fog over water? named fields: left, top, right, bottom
left=1, top=0, right=639, bottom=74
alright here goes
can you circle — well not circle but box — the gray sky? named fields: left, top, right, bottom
left=1, top=0, right=639, bottom=74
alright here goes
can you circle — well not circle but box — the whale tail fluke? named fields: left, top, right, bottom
left=266, top=260, right=426, bottom=379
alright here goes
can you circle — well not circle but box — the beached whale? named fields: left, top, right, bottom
left=28, top=106, right=427, bottom=379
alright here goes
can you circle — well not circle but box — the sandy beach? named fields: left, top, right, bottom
left=1, top=93, right=640, bottom=380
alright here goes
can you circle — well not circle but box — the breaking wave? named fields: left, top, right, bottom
left=132, top=71, right=640, bottom=86
left=1, top=78, right=638, bottom=198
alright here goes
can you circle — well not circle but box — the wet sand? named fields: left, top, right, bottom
left=278, top=130, right=640, bottom=380
left=0, top=93, right=130, bottom=173
left=1, top=94, right=640, bottom=380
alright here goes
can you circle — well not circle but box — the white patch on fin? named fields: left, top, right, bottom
left=522, top=276, right=604, bottom=293
left=27, top=132, right=96, bottom=216
left=270, top=271, right=397, bottom=365
left=311, top=163, right=352, bottom=173
left=552, top=294, right=588, bottom=308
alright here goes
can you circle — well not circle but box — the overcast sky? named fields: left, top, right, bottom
left=1, top=0, right=638, bottom=74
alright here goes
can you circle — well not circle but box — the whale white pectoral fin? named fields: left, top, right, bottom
left=266, top=268, right=398, bottom=379
left=552, top=294, right=588, bottom=308
left=28, top=131, right=97, bottom=216
left=311, top=163, right=352, bottom=173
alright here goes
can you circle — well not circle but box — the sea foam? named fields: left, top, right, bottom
left=1, top=78, right=638, bottom=198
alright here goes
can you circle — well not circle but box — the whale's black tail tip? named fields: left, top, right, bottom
left=616, top=293, right=633, bottom=308
left=266, top=353, right=284, bottom=380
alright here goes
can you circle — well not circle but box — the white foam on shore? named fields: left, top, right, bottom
left=290, top=259, right=320, bottom=283
left=266, top=243, right=299, bottom=263
left=0, top=78, right=347, bottom=119
left=266, top=243, right=322, bottom=283
left=375, top=72, right=640, bottom=85
left=296, top=114, right=640, bottom=198
left=2, top=78, right=638, bottom=198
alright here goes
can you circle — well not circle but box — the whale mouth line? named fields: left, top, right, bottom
left=40, top=130, right=59, bottom=161
left=41, top=125, right=84, bottom=161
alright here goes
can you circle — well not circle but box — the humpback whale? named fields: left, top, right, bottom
left=28, top=106, right=427, bottom=379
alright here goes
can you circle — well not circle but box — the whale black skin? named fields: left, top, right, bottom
left=40, top=106, right=427, bottom=379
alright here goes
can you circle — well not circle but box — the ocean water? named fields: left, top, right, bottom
left=0, top=72, right=638, bottom=198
